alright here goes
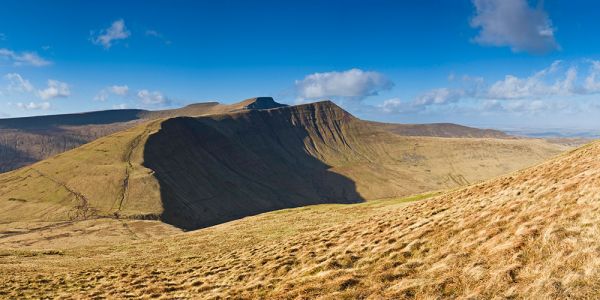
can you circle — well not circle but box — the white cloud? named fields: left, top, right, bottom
left=136, top=89, right=170, bottom=105
left=374, top=60, right=600, bottom=117
left=470, top=0, right=558, bottom=54
left=379, top=98, right=402, bottom=113
left=112, top=103, right=128, bottom=109
left=487, top=61, right=577, bottom=99
left=482, top=98, right=563, bottom=114
left=145, top=30, right=161, bottom=37
left=94, top=84, right=129, bottom=101
left=4, top=73, right=33, bottom=92
left=414, top=88, right=465, bottom=106
left=295, top=68, right=393, bottom=100
left=38, top=80, right=70, bottom=100
left=145, top=30, right=171, bottom=45
left=16, top=101, right=51, bottom=110
left=584, top=61, right=600, bottom=93
left=91, top=19, right=131, bottom=49
left=0, top=48, right=51, bottom=66
left=94, top=90, right=109, bottom=102
left=110, top=85, right=129, bottom=95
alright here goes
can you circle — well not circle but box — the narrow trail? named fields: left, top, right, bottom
left=0, top=220, right=75, bottom=239
left=31, top=168, right=96, bottom=220
left=117, top=219, right=139, bottom=240
left=115, top=130, right=147, bottom=214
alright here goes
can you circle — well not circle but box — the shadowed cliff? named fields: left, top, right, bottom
left=144, top=102, right=362, bottom=229
left=0, top=99, right=568, bottom=231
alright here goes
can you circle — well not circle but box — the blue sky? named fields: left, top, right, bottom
left=1, top=0, right=600, bottom=130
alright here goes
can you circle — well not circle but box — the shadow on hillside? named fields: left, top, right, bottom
left=0, top=144, right=36, bottom=173
left=143, top=112, right=364, bottom=231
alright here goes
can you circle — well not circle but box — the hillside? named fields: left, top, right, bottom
left=369, top=121, right=511, bottom=138
left=0, top=97, right=285, bottom=173
left=0, top=97, right=514, bottom=174
left=0, top=100, right=567, bottom=231
left=0, top=140, right=598, bottom=298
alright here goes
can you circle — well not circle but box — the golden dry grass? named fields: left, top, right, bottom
left=0, top=219, right=181, bottom=249
left=0, top=101, right=567, bottom=229
left=0, top=140, right=598, bottom=298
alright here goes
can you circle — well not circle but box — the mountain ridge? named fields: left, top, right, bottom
left=0, top=100, right=567, bottom=230
left=0, top=97, right=285, bottom=172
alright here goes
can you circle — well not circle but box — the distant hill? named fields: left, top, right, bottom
left=0, top=100, right=567, bottom=230
left=0, top=97, right=286, bottom=172
left=369, top=121, right=511, bottom=138
left=0, top=97, right=512, bottom=173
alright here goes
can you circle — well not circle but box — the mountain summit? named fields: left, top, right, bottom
left=234, top=97, right=288, bottom=110
left=0, top=100, right=564, bottom=230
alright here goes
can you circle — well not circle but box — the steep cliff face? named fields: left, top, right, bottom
left=0, top=101, right=567, bottom=230
left=144, top=101, right=364, bottom=229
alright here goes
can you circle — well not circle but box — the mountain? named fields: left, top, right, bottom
left=0, top=97, right=548, bottom=175
left=369, top=121, right=511, bottom=138
left=0, top=100, right=567, bottom=230
left=0, top=139, right=597, bottom=298
left=0, top=97, right=286, bottom=173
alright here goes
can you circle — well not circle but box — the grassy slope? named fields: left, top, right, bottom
left=0, top=97, right=281, bottom=173
left=0, top=193, right=438, bottom=298
left=1, top=141, right=599, bottom=298
left=0, top=101, right=567, bottom=230
left=368, top=121, right=510, bottom=138
left=0, top=119, right=163, bottom=223
left=0, top=219, right=182, bottom=249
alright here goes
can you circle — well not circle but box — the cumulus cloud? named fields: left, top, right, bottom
left=4, top=73, right=34, bottom=92
left=414, top=88, right=465, bottom=106
left=486, top=61, right=583, bottom=99
left=38, top=80, right=70, bottom=100
left=93, top=92, right=108, bottom=102
left=16, top=101, right=51, bottom=110
left=145, top=30, right=172, bottom=45
left=110, top=85, right=129, bottom=95
left=481, top=98, right=570, bottom=114
left=378, top=98, right=405, bottom=113
left=470, top=0, right=558, bottom=54
left=295, top=68, right=393, bottom=101
left=375, top=60, right=600, bottom=117
left=91, top=19, right=131, bottom=49
left=136, top=89, right=170, bottom=105
left=0, top=48, right=51, bottom=66
left=112, top=103, right=128, bottom=109
left=94, top=85, right=129, bottom=101
left=584, top=61, right=600, bottom=93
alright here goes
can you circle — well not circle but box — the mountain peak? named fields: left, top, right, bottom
left=233, top=97, right=288, bottom=110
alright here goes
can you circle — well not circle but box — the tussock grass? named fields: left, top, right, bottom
left=0, top=139, right=598, bottom=298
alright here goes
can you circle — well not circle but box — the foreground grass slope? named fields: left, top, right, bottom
left=1, top=140, right=600, bottom=298
left=0, top=101, right=566, bottom=230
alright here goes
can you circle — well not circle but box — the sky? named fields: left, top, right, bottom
left=1, top=0, right=600, bottom=131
